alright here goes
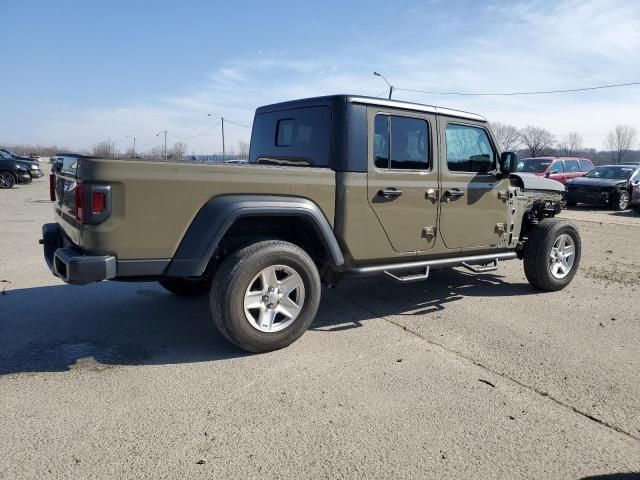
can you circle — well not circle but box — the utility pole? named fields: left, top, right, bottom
left=156, top=130, right=168, bottom=161
left=126, top=136, right=136, bottom=158
left=221, top=117, right=225, bottom=160
left=208, top=114, right=226, bottom=160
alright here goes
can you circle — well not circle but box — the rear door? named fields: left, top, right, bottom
left=438, top=120, right=509, bottom=250
left=366, top=108, right=439, bottom=253
left=563, top=159, right=582, bottom=181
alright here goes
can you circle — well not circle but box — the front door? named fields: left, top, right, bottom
left=438, top=120, right=509, bottom=250
left=367, top=109, right=439, bottom=253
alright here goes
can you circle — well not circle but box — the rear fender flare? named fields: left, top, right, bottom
left=167, top=195, right=344, bottom=277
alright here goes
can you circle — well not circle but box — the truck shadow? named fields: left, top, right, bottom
left=0, top=269, right=536, bottom=375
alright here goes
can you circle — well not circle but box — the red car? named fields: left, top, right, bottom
left=515, top=157, right=594, bottom=184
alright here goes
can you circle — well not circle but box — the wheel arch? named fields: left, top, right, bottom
left=166, top=195, right=344, bottom=277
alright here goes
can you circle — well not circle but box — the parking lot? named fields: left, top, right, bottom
left=1, top=178, right=639, bottom=479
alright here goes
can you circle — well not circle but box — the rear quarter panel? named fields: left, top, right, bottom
left=72, top=160, right=336, bottom=260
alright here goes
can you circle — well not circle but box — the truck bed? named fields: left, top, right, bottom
left=54, top=159, right=336, bottom=260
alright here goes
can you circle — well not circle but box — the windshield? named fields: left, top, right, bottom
left=515, top=159, right=553, bottom=173
left=585, top=166, right=636, bottom=180
left=0, top=151, right=12, bottom=160
left=1, top=149, right=17, bottom=157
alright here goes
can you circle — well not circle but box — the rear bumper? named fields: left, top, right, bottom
left=41, top=223, right=116, bottom=285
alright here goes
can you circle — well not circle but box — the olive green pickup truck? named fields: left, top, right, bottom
left=42, top=95, right=580, bottom=352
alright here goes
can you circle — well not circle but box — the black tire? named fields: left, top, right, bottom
left=210, top=240, right=321, bottom=353
left=0, top=172, right=16, bottom=189
left=566, top=198, right=577, bottom=207
left=523, top=218, right=581, bottom=291
left=610, top=190, right=630, bottom=211
left=158, top=277, right=211, bottom=296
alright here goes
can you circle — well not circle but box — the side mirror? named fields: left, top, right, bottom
left=499, top=151, right=517, bottom=175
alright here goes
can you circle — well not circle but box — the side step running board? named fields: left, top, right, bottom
left=461, top=259, right=499, bottom=273
left=348, top=252, right=518, bottom=278
left=384, top=266, right=430, bottom=283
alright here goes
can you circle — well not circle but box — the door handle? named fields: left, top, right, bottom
left=426, top=188, right=439, bottom=202
left=378, top=188, right=403, bottom=199
left=444, top=190, right=464, bottom=202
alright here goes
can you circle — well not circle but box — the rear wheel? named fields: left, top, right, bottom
left=524, top=218, right=581, bottom=291
left=159, top=277, right=211, bottom=296
left=610, top=190, right=630, bottom=211
left=210, top=240, right=321, bottom=353
left=0, top=172, right=16, bottom=189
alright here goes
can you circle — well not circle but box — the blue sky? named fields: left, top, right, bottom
left=1, top=0, right=639, bottom=153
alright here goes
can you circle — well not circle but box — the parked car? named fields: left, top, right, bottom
left=0, top=157, right=32, bottom=188
left=628, top=169, right=640, bottom=213
left=565, top=164, right=640, bottom=210
left=515, top=157, right=594, bottom=184
left=41, top=94, right=577, bottom=353
left=0, top=150, right=43, bottom=179
left=0, top=148, right=39, bottom=164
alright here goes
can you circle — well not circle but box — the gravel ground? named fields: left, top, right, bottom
left=1, top=179, right=639, bottom=479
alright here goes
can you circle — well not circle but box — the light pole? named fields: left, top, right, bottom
left=156, top=130, right=167, bottom=161
left=207, top=114, right=225, bottom=160
left=126, top=135, right=136, bottom=158
left=374, top=71, right=394, bottom=99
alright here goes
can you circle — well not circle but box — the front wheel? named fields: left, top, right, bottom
left=210, top=240, right=321, bottom=353
left=0, top=172, right=16, bottom=189
left=610, top=190, right=630, bottom=211
left=523, top=218, right=581, bottom=291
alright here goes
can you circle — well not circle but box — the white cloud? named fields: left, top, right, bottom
left=23, top=0, right=640, bottom=152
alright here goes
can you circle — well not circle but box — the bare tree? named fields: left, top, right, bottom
left=145, top=145, right=166, bottom=160
left=92, top=140, right=117, bottom=159
left=170, top=142, right=188, bottom=161
left=519, top=126, right=555, bottom=157
left=557, top=132, right=583, bottom=156
left=236, top=140, right=249, bottom=158
left=490, top=122, right=521, bottom=152
left=605, top=125, right=638, bottom=163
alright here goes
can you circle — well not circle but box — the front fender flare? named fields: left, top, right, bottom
left=167, top=195, right=344, bottom=277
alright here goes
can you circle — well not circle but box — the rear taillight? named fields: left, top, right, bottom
left=72, top=183, right=111, bottom=225
left=49, top=174, right=56, bottom=201
left=92, top=191, right=105, bottom=215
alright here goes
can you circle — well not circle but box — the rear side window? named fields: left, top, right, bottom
left=550, top=160, right=564, bottom=173
left=564, top=159, right=580, bottom=173
left=374, top=114, right=429, bottom=170
left=445, top=124, right=495, bottom=173
left=250, top=106, right=331, bottom=167
left=579, top=159, right=593, bottom=172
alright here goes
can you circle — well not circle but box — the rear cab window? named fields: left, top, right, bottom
left=250, top=106, right=331, bottom=167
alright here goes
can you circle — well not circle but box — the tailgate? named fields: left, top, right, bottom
left=52, top=155, right=83, bottom=244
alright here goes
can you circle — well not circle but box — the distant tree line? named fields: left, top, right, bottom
left=2, top=126, right=638, bottom=165
left=490, top=123, right=639, bottom=165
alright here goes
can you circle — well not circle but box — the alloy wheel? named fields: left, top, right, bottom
left=243, top=265, right=305, bottom=333
left=549, top=234, right=576, bottom=279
